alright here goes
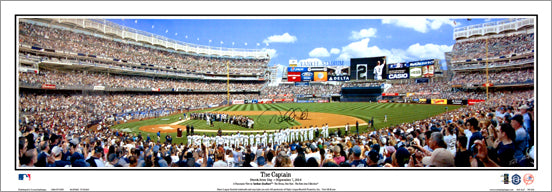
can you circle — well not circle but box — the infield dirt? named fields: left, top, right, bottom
left=139, top=111, right=367, bottom=133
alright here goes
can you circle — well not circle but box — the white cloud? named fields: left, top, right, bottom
left=337, top=38, right=396, bottom=61
left=262, top=48, right=278, bottom=58
left=337, top=38, right=452, bottom=63
left=382, top=18, right=456, bottom=33
left=262, top=33, right=297, bottom=44
left=406, top=43, right=453, bottom=60
left=350, top=28, right=377, bottom=40
left=429, top=18, right=456, bottom=30
left=330, top=48, right=340, bottom=54
left=308, top=47, right=331, bottom=58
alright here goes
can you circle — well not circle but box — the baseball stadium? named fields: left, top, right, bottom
left=17, top=17, right=535, bottom=168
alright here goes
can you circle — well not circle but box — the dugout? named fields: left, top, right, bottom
left=340, top=87, right=383, bottom=102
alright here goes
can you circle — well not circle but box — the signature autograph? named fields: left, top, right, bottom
left=258, top=107, right=309, bottom=124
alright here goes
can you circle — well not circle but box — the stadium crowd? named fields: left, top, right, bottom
left=450, top=33, right=534, bottom=61
left=384, top=81, right=452, bottom=95
left=262, top=84, right=341, bottom=99
left=342, top=82, right=382, bottom=87
left=19, top=92, right=259, bottom=138
left=452, top=69, right=534, bottom=86
left=19, top=21, right=269, bottom=75
left=18, top=88, right=534, bottom=168
left=19, top=69, right=264, bottom=91
left=450, top=57, right=534, bottom=70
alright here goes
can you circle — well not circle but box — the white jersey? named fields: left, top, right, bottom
left=194, top=135, right=202, bottom=146
left=243, top=135, right=249, bottom=146
left=255, top=134, right=261, bottom=146
left=224, top=136, right=230, bottom=146
left=374, top=64, right=384, bottom=80
left=230, top=135, right=235, bottom=146
left=262, top=133, right=268, bottom=145
left=215, top=136, right=221, bottom=146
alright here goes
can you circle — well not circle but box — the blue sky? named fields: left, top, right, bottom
left=108, top=17, right=507, bottom=70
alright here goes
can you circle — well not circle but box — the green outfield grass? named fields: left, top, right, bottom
left=112, top=102, right=463, bottom=144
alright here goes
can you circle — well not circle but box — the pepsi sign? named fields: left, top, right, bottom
left=287, top=67, right=309, bottom=72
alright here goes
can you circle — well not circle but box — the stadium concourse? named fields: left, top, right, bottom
left=18, top=18, right=534, bottom=168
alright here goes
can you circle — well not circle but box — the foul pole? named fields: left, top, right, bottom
left=485, top=38, right=489, bottom=100
left=227, top=61, right=230, bottom=105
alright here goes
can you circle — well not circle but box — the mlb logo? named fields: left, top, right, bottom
left=18, top=174, right=31, bottom=181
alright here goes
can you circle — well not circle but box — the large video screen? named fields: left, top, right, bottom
left=350, top=56, right=386, bottom=80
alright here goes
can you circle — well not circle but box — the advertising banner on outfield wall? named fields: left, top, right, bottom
left=301, top=72, right=314, bottom=81
left=327, top=75, right=350, bottom=81
left=288, top=72, right=301, bottom=82
left=468, top=99, right=486, bottom=105
left=273, top=99, right=294, bottom=103
left=93, top=86, right=105, bottom=90
left=387, top=62, right=410, bottom=80
left=378, top=100, right=389, bottom=103
left=232, top=100, right=245, bottom=104
left=410, top=67, right=422, bottom=79
left=259, top=99, right=273, bottom=104
left=431, top=99, right=448, bottom=105
left=287, top=67, right=309, bottom=72
left=448, top=99, right=467, bottom=105
left=382, top=93, right=399, bottom=96
left=422, top=65, right=434, bottom=77
left=42, top=84, right=56, bottom=89
left=314, top=72, right=328, bottom=81
left=295, top=82, right=310, bottom=86
left=406, top=59, right=435, bottom=67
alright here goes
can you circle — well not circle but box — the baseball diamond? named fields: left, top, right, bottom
left=112, top=102, right=462, bottom=144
